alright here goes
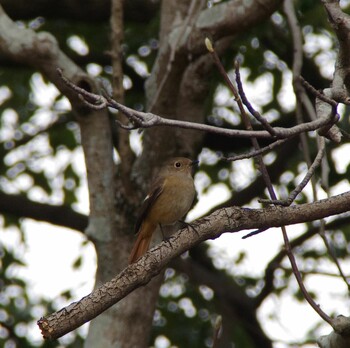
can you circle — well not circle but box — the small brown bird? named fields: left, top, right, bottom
left=129, top=157, right=198, bottom=264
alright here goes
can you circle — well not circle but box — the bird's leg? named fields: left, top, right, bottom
left=178, top=220, right=199, bottom=236
left=159, top=224, right=173, bottom=249
left=159, top=224, right=167, bottom=241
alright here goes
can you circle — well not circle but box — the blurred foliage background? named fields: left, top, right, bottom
left=0, top=0, right=350, bottom=347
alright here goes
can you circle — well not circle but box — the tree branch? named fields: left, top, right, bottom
left=37, top=191, right=350, bottom=340
left=255, top=214, right=350, bottom=306
left=189, top=0, right=283, bottom=53
left=0, top=5, right=96, bottom=109
left=58, top=68, right=340, bottom=140
left=0, top=191, right=87, bottom=232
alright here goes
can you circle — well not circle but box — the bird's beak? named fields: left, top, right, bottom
left=191, top=160, right=199, bottom=167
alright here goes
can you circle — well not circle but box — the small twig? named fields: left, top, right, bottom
left=280, top=266, right=350, bottom=279
left=78, top=94, right=108, bottom=110
left=286, top=0, right=348, bottom=294
left=57, top=68, right=107, bottom=105
left=302, top=79, right=341, bottom=142
left=259, top=137, right=326, bottom=206
left=340, top=128, right=350, bottom=139
left=224, top=137, right=292, bottom=161
left=256, top=215, right=350, bottom=307
left=281, top=227, right=332, bottom=325
left=318, top=223, right=350, bottom=290
left=212, top=315, right=222, bottom=348
left=234, top=62, right=277, bottom=137
left=207, top=36, right=333, bottom=327
left=57, top=68, right=342, bottom=140
left=242, top=227, right=269, bottom=239
left=283, top=0, right=319, bottom=201
left=206, top=38, right=277, bottom=199
left=205, top=38, right=245, bottom=116
left=299, top=76, right=338, bottom=108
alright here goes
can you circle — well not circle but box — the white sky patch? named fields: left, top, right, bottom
left=86, top=63, right=103, bottom=76
left=154, top=335, right=172, bottom=348
left=129, top=130, right=143, bottom=156
left=0, top=86, right=12, bottom=105
left=303, top=32, right=335, bottom=79
left=30, top=73, right=60, bottom=108
left=277, top=70, right=295, bottom=112
left=230, top=68, right=274, bottom=111
left=187, top=183, right=231, bottom=221
left=2, top=219, right=95, bottom=343
left=126, top=55, right=149, bottom=77
left=331, top=143, right=350, bottom=174
left=230, top=158, right=256, bottom=192
left=67, top=35, right=89, bottom=56
left=218, top=68, right=295, bottom=115
left=0, top=109, right=18, bottom=142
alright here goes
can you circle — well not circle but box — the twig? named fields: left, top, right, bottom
left=283, top=0, right=318, bottom=200
left=234, top=62, right=277, bottom=137
left=57, top=68, right=340, bottom=140
left=212, top=315, right=222, bottom=348
left=299, top=76, right=338, bottom=108
left=206, top=36, right=333, bottom=326
left=255, top=215, right=350, bottom=307
left=259, top=137, right=326, bottom=206
left=242, top=227, right=268, bottom=239
left=37, top=192, right=350, bottom=339
left=206, top=38, right=277, bottom=202
left=292, top=0, right=348, bottom=292
left=318, top=224, right=350, bottom=290
left=224, top=137, right=292, bottom=161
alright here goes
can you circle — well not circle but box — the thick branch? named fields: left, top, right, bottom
left=38, top=191, right=350, bottom=340
left=0, top=192, right=87, bottom=232
left=189, top=0, right=282, bottom=53
left=0, top=5, right=94, bottom=109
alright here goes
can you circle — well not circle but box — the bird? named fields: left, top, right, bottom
left=129, top=157, right=198, bottom=264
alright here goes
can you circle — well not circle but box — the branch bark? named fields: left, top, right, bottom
left=0, top=192, right=87, bottom=232
left=38, top=190, right=350, bottom=340
left=57, top=73, right=341, bottom=141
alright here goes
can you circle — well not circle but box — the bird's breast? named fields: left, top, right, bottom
left=148, top=175, right=195, bottom=225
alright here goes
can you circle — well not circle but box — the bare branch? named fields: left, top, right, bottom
left=58, top=68, right=340, bottom=140
left=283, top=0, right=319, bottom=203
left=256, top=215, right=350, bottom=307
left=208, top=35, right=333, bottom=326
left=0, top=192, right=87, bottom=232
left=224, top=137, right=292, bottom=161
left=191, top=0, right=282, bottom=53
left=234, top=61, right=277, bottom=136
left=37, top=191, right=350, bottom=340
left=319, top=226, right=350, bottom=290
left=212, top=315, right=222, bottom=348
left=260, top=137, right=326, bottom=206
left=299, top=77, right=337, bottom=107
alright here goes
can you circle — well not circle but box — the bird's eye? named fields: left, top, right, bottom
left=175, top=161, right=181, bottom=168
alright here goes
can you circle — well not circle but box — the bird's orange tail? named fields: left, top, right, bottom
left=129, top=221, right=156, bottom=264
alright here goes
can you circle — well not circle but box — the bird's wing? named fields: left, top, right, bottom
left=134, top=178, right=165, bottom=234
